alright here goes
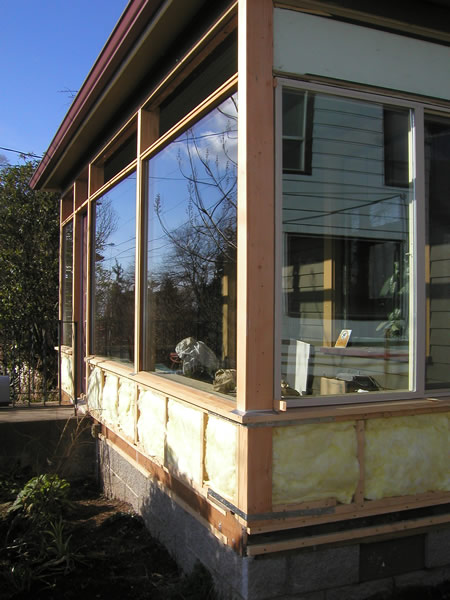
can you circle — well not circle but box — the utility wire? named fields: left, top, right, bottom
left=0, top=146, right=43, bottom=159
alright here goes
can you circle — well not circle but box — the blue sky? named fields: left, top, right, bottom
left=0, top=0, right=129, bottom=165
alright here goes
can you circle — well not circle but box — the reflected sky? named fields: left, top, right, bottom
left=95, top=172, right=137, bottom=276
left=147, top=94, right=237, bottom=274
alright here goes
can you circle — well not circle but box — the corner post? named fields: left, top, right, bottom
left=236, top=0, right=274, bottom=517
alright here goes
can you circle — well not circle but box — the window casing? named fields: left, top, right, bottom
left=276, top=79, right=450, bottom=405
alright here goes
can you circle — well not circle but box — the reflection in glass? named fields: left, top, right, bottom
left=145, top=94, right=237, bottom=395
left=425, top=115, right=450, bottom=389
left=61, top=221, right=73, bottom=346
left=92, top=173, right=136, bottom=363
left=281, top=90, right=413, bottom=397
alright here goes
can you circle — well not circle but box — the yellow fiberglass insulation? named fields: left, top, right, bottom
left=205, top=415, right=237, bottom=501
left=365, top=414, right=450, bottom=500
left=272, top=421, right=359, bottom=505
left=102, top=374, right=119, bottom=427
left=87, top=367, right=102, bottom=418
left=61, top=354, right=73, bottom=397
left=166, top=399, right=203, bottom=485
left=117, top=379, right=135, bottom=440
left=137, top=389, right=166, bottom=462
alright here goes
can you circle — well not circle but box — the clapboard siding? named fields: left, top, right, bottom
left=428, top=240, right=450, bottom=387
left=430, top=259, right=450, bottom=279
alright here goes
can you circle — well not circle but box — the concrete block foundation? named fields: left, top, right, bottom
left=98, top=436, right=450, bottom=600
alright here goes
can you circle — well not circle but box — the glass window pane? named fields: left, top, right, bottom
left=281, top=91, right=413, bottom=398
left=145, top=94, right=237, bottom=396
left=283, top=139, right=304, bottom=172
left=92, top=173, right=136, bottom=364
left=425, top=115, right=450, bottom=389
left=61, top=221, right=73, bottom=346
left=384, top=109, right=410, bottom=187
left=283, top=90, right=305, bottom=137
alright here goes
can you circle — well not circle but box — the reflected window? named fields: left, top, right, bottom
left=425, top=115, right=450, bottom=389
left=384, top=109, right=410, bottom=188
left=145, top=94, right=237, bottom=396
left=282, top=89, right=313, bottom=174
left=280, top=89, right=413, bottom=398
left=92, top=173, right=136, bottom=363
left=61, top=221, right=73, bottom=347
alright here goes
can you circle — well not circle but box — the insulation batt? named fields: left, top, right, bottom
left=87, top=367, right=102, bottom=418
left=166, top=399, right=203, bottom=484
left=272, top=421, right=359, bottom=505
left=137, top=389, right=166, bottom=461
left=117, top=379, right=135, bottom=440
left=365, top=414, right=450, bottom=500
left=205, top=416, right=237, bottom=500
left=102, top=374, right=119, bottom=427
left=61, top=355, right=73, bottom=397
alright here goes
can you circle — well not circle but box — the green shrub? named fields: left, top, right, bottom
left=7, top=474, right=71, bottom=523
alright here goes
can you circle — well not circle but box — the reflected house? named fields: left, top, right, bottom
left=31, top=2, right=450, bottom=598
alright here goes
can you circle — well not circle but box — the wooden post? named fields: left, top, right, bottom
left=238, top=426, right=273, bottom=516
left=354, top=420, right=365, bottom=507
left=86, top=197, right=93, bottom=356
left=323, top=238, right=334, bottom=347
left=236, top=0, right=274, bottom=518
left=89, top=164, right=103, bottom=196
left=236, top=0, right=274, bottom=413
left=136, top=108, right=159, bottom=371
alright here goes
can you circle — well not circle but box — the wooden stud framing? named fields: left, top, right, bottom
left=247, top=512, right=450, bottom=556
left=74, top=179, right=88, bottom=210
left=85, top=197, right=93, bottom=356
left=425, top=243, right=431, bottom=357
left=201, top=412, right=208, bottom=488
left=88, top=164, right=103, bottom=197
left=238, top=426, right=273, bottom=516
left=323, top=238, right=334, bottom=346
left=72, top=211, right=82, bottom=399
left=236, top=0, right=275, bottom=413
left=354, top=420, right=365, bottom=507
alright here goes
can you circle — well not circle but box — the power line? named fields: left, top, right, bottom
left=0, top=146, right=43, bottom=159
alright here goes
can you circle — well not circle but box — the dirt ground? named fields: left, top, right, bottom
left=0, top=481, right=216, bottom=600
left=2, top=477, right=450, bottom=600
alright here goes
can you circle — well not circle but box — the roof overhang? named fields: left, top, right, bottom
left=31, top=0, right=207, bottom=191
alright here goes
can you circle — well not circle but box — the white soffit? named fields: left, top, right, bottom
left=274, top=8, right=450, bottom=101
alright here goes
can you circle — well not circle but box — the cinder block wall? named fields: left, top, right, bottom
left=98, top=437, right=450, bottom=600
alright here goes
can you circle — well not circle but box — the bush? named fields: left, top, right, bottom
left=7, top=474, right=71, bottom=524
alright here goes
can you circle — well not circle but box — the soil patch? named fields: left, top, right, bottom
left=0, top=480, right=215, bottom=600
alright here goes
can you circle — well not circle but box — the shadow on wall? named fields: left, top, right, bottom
left=0, top=415, right=96, bottom=481
left=97, top=438, right=242, bottom=600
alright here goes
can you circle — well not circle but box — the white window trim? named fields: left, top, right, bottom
left=275, top=77, right=450, bottom=408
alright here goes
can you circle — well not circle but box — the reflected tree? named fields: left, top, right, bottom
left=149, top=94, right=238, bottom=375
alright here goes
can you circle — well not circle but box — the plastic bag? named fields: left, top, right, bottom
left=175, top=337, right=219, bottom=379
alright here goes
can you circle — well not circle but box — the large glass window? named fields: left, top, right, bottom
left=61, top=221, right=73, bottom=347
left=145, top=94, right=237, bottom=396
left=92, top=172, right=136, bottom=363
left=425, top=115, right=450, bottom=389
left=280, top=87, right=414, bottom=398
